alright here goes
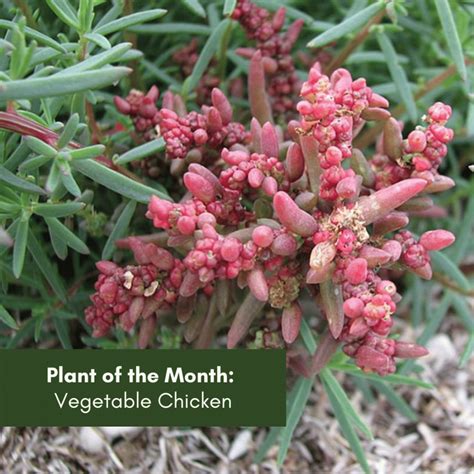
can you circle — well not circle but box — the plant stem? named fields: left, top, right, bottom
left=86, top=101, right=103, bottom=143
left=324, top=9, right=386, bottom=75
left=309, top=330, right=339, bottom=375
left=432, top=271, right=474, bottom=297
left=13, top=0, right=38, bottom=28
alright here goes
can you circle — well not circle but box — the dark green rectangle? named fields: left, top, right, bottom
left=0, top=349, right=286, bottom=426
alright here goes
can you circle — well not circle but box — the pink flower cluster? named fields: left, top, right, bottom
left=87, top=61, right=456, bottom=377
left=232, top=0, right=304, bottom=116
left=172, top=38, right=221, bottom=105
left=114, top=87, right=250, bottom=160
left=85, top=238, right=184, bottom=347
left=297, top=64, right=389, bottom=201
left=372, top=102, right=454, bottom=190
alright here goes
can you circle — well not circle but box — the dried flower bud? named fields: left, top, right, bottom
left=383, top=118, right=403, bottom=161
left=281, top=302, right=302, bottom=344
left=394, top=341, right=429, bottom=358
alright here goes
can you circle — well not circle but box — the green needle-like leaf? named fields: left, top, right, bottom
left=83, top=33, right=111, bottom=50
left=307, top=1, right=384, bottom=47
left=60, top=163, right=82, bottom=197
left=254, top=371, right=310, bottom=464
left=182, top=19, right=229, bottom=97
left=459, top=331, right=474, bottom=368
left=45, top=0, right=80, bottom=29
left=13, top=216, right=29, bottom=278
left=19, top=154, right=53, bottom=173
left=0, top=165, right=46, bottom=195
left=277, top=376, right=314, bottom=465
left=183, top=0, right=206, bottom=18
left=431, top=251, right=471, bottom=292
left=320, top=369, right=373, bottom=439
left=57, top=113, right=79, bottom=149
left=330, top=363, right=434, bottom=389
left=49, top=225, right=68, bottom=260
left=33, top=202, right=85, bottom=218
left=94, top=9, right=167, bottom=36
left=376, top=31, right=418, bottom=122
left=6, top=318, right=35, bottom=349
left=27, top=231, right=67, bottom=303
left=114, top=138, right=165, bottom=165
left=434, top=0, right=467, bottom=81
left=0, top=67, right=131, bottom=101
left=72, top=159, right=172, bottom=203
left=370, top=380, right=418, bottom=421
left=58, top=43, right=132, bottom=75
left=102, top=200, right=137, bottom=260
left=0, top=304, right=19, bottom=330
left=25, top=136, right=57, bottom=158
left=129, top=23, right=211, bottom=35
left=54, top=43, right=132, bottom=77
left=223, top=0, right=237, bottom=15
left=451, top=294, right=474, bottom=331
left=54, top=317, right=72, bottom=349
left=322, top=368, right=371, bottom=474
left=44, top=217, right=89, bottom=255
left=68, top=145, right=105, bottom=160
left=0, top=20, right=66, bottom=52
left=60, top=169, right=81, bottom=197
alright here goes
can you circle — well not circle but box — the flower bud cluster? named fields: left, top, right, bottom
left=184, top=224, right=258, bottom=284
left=407, top=103, right=453, bottom=175
left=372, top=103, right=454, bottom=190
left=114, top=87, right=250, bottom=161
left=297, top=64, right=388, bottom=201
left=86, top=59, right=457, bottom=377
left=172, top=39, right=220, bottom=104
left=232, top=0, right=303, bottom=116
left=85, top=240, right=184, bottom=345
left=220, top=148, right=289, bottom=196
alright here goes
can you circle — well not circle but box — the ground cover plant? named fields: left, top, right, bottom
left=0, top=0, right=473, bottom=471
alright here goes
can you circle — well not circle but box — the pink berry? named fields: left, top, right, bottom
left=248, top=168, right=265, bottom=188
left=220, top=238, right=242, bottom=262
left=430, top=124, right=453, bottom=144
left=252, top=225, right=274, bottom=248
left=407, top=130, right=426, bottom=152
left=376, top=280, right=397, bottom=296
left=343, top=297, right=364, bottom=319
left=197, top=212, right=216, bottom=229
left=345, top=258, right=368, bottom=285
left=428, top=102, right=452, bottom=123
left=177, top=216, right=196, bottom=235
left=193, top=129, right=208, bottom=145
left=296, top=100, right=313, bottom=115
left=326, top=146, right=343, bottom=165
left=262, top=176, right=278, bottom=196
